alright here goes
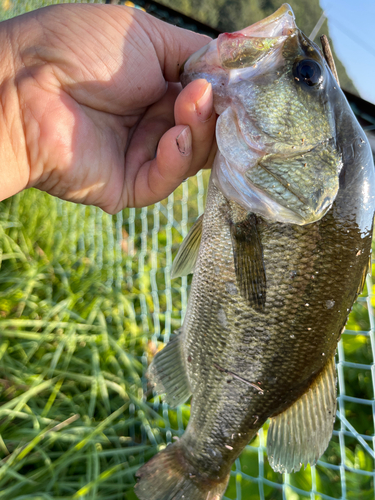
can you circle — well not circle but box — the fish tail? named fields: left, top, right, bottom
left=135, top=441, right=230, bottom=500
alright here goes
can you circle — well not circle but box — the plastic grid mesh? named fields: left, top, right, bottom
left=45, top=173, right=375, bottom=500
left=112, top=181, right=375, bottom=500
left=1, top=0, right=375, bottom=498
left=124, top=181, right=375, bottom=500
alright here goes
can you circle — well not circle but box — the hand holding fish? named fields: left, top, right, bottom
left=0, top=4, right=216, bottom=212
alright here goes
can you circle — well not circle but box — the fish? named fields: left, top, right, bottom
left=135, top=4, right=375, bottom=500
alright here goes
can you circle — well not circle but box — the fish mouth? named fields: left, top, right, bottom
left=182, top=3, right=341, bottom=225
left=217, top=4, right=297, bottom=74
left=181, top=4, right=297, bottom=85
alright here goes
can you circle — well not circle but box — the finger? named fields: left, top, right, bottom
left=33, top=5, right=211, bottom=111
left=137, top=11, right=212, bottom=82
left=125, top=82, right=180, bottom=179
left=128, top=124, right=193, bottom=208
left=124, top=79, right=216, bottom=208
left=174, top=79, right=217, bottom=177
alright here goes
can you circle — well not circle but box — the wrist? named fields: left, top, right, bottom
left=0, top=22, right=30, bottom=201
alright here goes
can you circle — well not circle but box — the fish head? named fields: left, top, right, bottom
left=181, top=4, right=345, bottom=225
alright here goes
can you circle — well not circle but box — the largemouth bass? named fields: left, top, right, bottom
left=135, top=5, right=375, bottom=500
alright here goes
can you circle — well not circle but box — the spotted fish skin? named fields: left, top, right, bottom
left=180, top=168, right=373, bottom=478
left=135, top=4, right=375, bottom=499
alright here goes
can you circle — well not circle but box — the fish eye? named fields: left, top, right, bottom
left=293, top=59, right=323, bottom=87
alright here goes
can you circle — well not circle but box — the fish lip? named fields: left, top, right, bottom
left=237, top=3, right=296, bottom=38
left=181, top=44, right=208, bottom=78
left=182, top=5, right=297, bottom=83
left=217, top=6, right=297, bottom=78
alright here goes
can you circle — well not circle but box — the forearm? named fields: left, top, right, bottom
left=0, top=26, right=29, bottom=201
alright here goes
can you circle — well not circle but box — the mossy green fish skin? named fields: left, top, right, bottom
left=135, top=4, right=375, bottom=500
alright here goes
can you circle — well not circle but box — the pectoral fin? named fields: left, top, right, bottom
left=171, top=215, right=203, bottom=279
left=147, top=330, right=192, bottom=408
left=267, top=356, right=337, bottom=473
left=230, top=214, right=266, bottom=309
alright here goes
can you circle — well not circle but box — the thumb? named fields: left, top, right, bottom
left=136, top=10, right=212, bottom=82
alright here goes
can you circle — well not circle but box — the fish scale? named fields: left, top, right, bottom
left=135, top=4, right=375, bottom=499
left=245, top=76, right=332, bottom=143
left=150, top=176, right=371, bottom=482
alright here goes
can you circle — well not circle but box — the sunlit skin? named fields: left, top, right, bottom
left=0, top=4, right=217, bottom=213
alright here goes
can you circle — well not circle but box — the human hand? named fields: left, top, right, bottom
left=0, top=4, right=216, bottom=212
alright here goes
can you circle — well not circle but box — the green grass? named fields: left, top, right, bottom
left=0, top=179, right=374, bottom=500
left=0, top=174, right=208, bottom=499
left=0, top=0, right=105, bottom=21
left=0, top=192, right=150, bottom=498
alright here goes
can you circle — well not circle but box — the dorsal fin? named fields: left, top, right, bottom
left=171, top=215, right=203, bottom=279
left=267, top=356, right=337, bottom=473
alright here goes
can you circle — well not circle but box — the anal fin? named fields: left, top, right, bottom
left=147, top=331, right=191, bottom=408
left=171, top=215, right=203, bottom=279
left=267, top=356, right=336, bottom=473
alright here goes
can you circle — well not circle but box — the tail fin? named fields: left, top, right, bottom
left=135, top=441, right=230, bottom=500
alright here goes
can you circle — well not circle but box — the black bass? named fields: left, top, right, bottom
left=136, top=5, right=375, bottom=500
